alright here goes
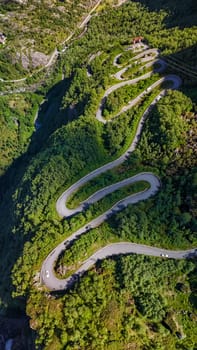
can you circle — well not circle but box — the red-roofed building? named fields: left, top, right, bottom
left=133, top=36, right=144, bottom=44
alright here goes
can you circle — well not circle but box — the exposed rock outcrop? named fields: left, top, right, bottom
left=15, top=50, right=50, bottom=70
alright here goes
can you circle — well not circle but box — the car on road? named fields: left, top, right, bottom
left=155, top=96, right=161, bottom=102
left=160, top=253, right=168, bottom=257
left=45, top=270, right=50, bottom=278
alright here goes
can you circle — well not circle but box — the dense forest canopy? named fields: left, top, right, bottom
left=0, top=0, right=196, bottom=349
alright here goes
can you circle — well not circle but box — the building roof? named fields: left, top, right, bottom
left=133, top=36, right=144, bottom=43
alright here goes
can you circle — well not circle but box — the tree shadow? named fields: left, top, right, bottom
left=29, top=77, right=74, bottom=154
left=0, top=35, right=196, bottom=346
left=159, top=44, right=197, bottom=88
left=133, top=0, right=197, bottom=28
left=0, top=76, right=75, bottom=338
left=50, top=255, right=126, bottom=298
left=114, top=255, right=125, bottom=289
left=189, top=293, right=197, bottom=308
left=0, top=77, right=73, bottom=195
left=0, top=62, right=103, bottom=322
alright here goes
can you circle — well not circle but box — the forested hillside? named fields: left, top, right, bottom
left=0, top=93, right=42, bottom=175
left=0, top=0, right=196, bottom=349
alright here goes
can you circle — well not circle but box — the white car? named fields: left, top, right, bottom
left=155, top=96, right=161, bottom=102
left=45, top=270, right=50, bottom=278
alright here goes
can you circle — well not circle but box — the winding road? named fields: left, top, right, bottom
left=40, top=46, right=196, bottom=292
left=113, top=58, right=165, bottom=80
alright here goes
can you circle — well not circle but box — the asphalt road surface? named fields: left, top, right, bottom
left=40, top=47, right=195, bottom=292
left=56, top=74, right=181, bottom=219
left=113, top=58, right=166, bottom=80
left=41, top=240, right=197, bottom=291
left=96, top=74, right=181, bottom=123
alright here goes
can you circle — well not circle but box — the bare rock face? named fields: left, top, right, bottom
left=16, top=52, right=29, bottom=70
left=31, top=50, right=49, bottom=68
left=15, top=49, right=50, bottom=70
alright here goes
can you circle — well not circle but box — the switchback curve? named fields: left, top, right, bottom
left=40, top=48, right=195, bottom=292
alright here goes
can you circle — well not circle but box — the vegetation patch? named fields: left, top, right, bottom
left=0, top=1, right=196, bottom=349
